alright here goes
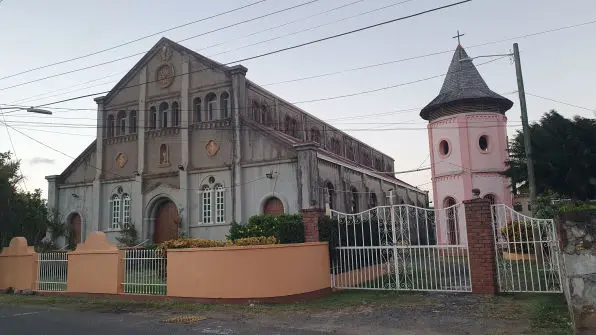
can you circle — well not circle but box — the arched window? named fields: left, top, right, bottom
left=122, top=194, right=131, bottom=225
left=261, top=104, right=268, bottom=126
left=171, top=102, right=180, bottom=127
left=263, top=197, right=284, bottom=216
left=193, top=97, right=202, bottom=122
left=129, top=111, right=137, bottom=133
left=110, top=194, right=121, bottom=229
left=350, top=187, right=359, bottom=214
left=202, top=185, right=212, bottom=224
left=346, top=142, right=355, bottom=160
left=159, top=102, right=169, bottom=128
left=369, top=192, right=378, bottom=209
left=311, top=128, right=321, bottom=144
left=483, top=194, right=496, bottom=205
left=215, top=184, right=225, bottom=223
left=325, top=182, right=335, bottom=210
left=205, top=93, right=216, bottom=121
left=149, top=107, right=157, bottom=129
left=106, top=115, right=115, bottom=137
left=444, top=196, right=458, bottom=244
left=116, top=111, right=126, bottom=136
left=252, top=101, right=260, bottom=121
left=220, top=92, right=230, bottom=119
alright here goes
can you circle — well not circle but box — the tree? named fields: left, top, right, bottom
left=504, top=110, right=596, bottom=201
left=0, top=152, right=58, bottom=248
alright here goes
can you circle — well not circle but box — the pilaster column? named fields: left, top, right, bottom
left=180, top=58, right=190, bottom=236
left=136, top=66, right=147, bottom=239
left=295, top=143, right=320, bottom=210
left=92, top=96, right=105, bottom=233
left=230, top=65, right=247, bottom=223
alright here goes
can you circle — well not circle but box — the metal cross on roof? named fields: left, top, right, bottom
left=452, top=30, right=465, bottom=45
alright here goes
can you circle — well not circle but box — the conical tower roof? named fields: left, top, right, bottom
left=420, top=45, right=513, bottom=120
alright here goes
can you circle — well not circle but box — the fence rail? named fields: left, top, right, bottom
left=330, top=204, right=471, bottom=292
left=122, top=249, right=167, bottom=295
left=37, top=252, right=68, bottom=291
left=491, top=204, right=562, bottom=293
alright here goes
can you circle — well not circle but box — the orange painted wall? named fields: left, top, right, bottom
left=0, top=237, right=37, bottom=291
left=167, top=242, right=330, bottom=299
left=66, top=232, right=123, bottom=294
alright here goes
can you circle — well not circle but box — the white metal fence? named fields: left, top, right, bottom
left=122, top=249, right=167, bottom=295
left=37, top=252, right=68, bottom=291
left=330, top=204, right=471, bottom=292
left=491, top=204, right=562, bottom=293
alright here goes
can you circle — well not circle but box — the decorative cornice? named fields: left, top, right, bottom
left=434, top=174, right=463, bottom=183
left=429, top=116, right=457, bottom=128
left=104, top=133, right=138, bottom=145
left=145, top=127, right=180, bottom=138
left=191, top=119, right=232, bottom=130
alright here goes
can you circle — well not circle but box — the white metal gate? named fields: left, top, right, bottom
left=122, top=248, right=167, bottom=295
left=491, top=204, right=562, bottom=293
left=37, top=252, right=68, bottom=291
left=330, top=204, right=471, bottom=292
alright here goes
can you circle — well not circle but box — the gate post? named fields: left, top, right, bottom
left=463, top=198, right=498, bottom=295
left=302, top=208, right=324, bottom=242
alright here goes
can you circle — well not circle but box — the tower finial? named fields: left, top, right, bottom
left=452, top=30, right=465, bottom=46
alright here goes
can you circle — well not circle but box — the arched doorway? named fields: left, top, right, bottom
left=444, top=197, right=458, bottom=245
left=69, top=213, right=82, bottom=245
left=153, top=200, right=179, bottom=243
left=263, top=197, right=284, bottom=216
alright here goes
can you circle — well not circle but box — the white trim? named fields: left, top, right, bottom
left=317, top=154, right=423, bottom=194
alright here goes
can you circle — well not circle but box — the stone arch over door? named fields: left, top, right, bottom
left=146, top=195, right=179, bottom=243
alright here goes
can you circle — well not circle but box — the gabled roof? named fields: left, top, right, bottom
left=420, top=45, right=513, bottom=120
left=60, top=140, right=96, bottom=178
left=103, top=37, right=231, bottom=104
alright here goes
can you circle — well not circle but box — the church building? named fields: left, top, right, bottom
left=420, top=43, right=513, bottom=245
left=46, top=38, right=428, bottom=245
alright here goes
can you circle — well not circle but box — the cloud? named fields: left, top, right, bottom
left=29, top=157, right=56, bottom=165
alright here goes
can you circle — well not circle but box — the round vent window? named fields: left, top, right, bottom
left=439, top=140, right=450, bottom=156
left=208, top=176, right=215, bottom=184
left=479, top=135, right=489, bottom=151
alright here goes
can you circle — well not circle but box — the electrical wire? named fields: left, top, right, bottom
left=0, top=0, right=269, bottom=81
left=0, top=0, right=471, bottom=94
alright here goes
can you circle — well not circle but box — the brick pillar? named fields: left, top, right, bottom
left=463, top=198, right=497, bottom=295
left=301, top=208, right=324, bottom=242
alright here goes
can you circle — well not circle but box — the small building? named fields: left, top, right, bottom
left=420, top=44, right=514, bottom=245
left=46, top=38, right=428, bottom=245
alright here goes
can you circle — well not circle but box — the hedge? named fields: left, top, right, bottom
left=159, top=236, right=278, bottom=250
left=227, top=214, right=304, bottom=244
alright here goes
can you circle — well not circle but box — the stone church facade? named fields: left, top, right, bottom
left=46, top=38, right=428, bottom=245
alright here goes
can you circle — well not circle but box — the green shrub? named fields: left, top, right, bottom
left=158, top=236, right=278, bottom=250
left=227, top=214, right=304, bottom=244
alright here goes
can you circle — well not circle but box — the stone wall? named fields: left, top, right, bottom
left=559, top=210, right=596, bottom=331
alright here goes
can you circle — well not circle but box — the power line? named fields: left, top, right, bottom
left=210, top=0, right=415, bottom=57
left=0, top=0, right=471, bottom=95
left=5, top=14, right=594, bottom=111
left=0, top=0, right=321, bottom=92
left=2, top=49, right=504, bottom=117
left=0, top=0, right=268, bottom=81
left=526, top=92, right=595, bottom=113
left=1, top=114, right=28, bottom=191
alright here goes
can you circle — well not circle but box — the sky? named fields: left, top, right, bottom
left=0, top=0, right=595, bottom=203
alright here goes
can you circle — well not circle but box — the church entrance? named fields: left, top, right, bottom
left=153, top=200, right=179, bottom=243
left=69, top=213, right=82, bottom=245
left=263, top=197, right=284, bottom=216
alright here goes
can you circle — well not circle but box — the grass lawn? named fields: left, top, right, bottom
left=0, top=290, right=572, bottom=334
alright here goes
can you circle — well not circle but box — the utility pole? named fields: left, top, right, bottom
left=513, top=43, right=536, bottom=210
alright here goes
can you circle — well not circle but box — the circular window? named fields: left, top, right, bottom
left=439, top=140, right=450, bottom=156
left=479, top=135, right=489, bottom=151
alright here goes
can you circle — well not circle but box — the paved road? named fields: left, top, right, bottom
left=0, top=305, right=326, bottom=335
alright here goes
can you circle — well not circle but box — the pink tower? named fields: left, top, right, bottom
left=420, top=45, right=514, bottom=245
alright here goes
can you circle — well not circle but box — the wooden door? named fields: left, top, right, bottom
left=263, top=197, right=284, bottom=216
left=153, top=201, right=179, bottom=243
left=70, top=213, right=82, bottom=245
